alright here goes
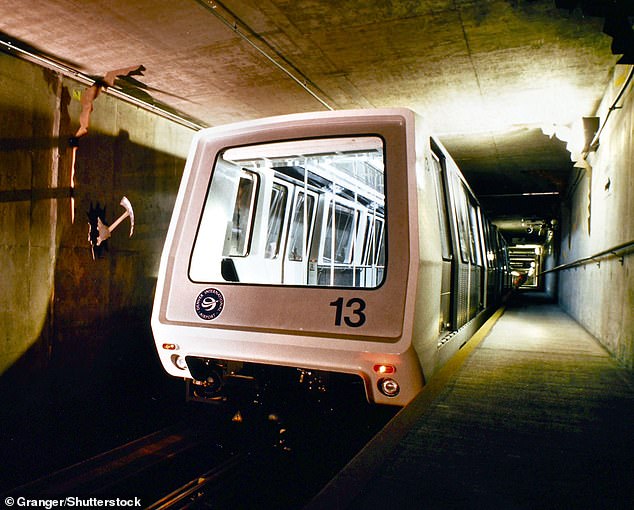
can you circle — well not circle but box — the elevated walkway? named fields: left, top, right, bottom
left=307, top=295, right=634, bottom=509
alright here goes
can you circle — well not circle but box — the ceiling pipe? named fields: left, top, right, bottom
left=588, top=65, right=634, bottom=149
left=195, top=0, right=334, bottom=111
left=0, top=38, right=205, bottom=132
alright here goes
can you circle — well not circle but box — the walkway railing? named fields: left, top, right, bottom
left=540, top=240, right=634, bottom=275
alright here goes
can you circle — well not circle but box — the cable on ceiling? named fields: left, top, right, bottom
left=195, top=0, right=334, bottom=111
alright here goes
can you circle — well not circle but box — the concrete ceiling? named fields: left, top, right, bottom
left=1, top=0, right=628, bottom=243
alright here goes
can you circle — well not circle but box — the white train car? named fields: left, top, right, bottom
left=151, top=108, right=507, bottom=406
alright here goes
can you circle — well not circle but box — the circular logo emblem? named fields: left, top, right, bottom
left=195, top=288, right=225, bottom=320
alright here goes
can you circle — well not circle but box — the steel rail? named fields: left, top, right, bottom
left=145, top=452, right=251, bottom=510
left=6, top=424, right=203, bottom=495
left=540, top=239, right=634, bottom=275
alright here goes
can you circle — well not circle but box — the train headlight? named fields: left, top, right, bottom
left=171, top=354, right=188, bottom=371
left=378, top=377, right=400, bottom=397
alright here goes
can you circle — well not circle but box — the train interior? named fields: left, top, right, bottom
left=190, top=136, right=387, bottom=289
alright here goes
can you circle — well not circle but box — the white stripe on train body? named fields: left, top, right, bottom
left=151, top=108, right=510, bottom=406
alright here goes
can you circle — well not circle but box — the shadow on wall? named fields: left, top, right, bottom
left=0, top=55, right=194, bottom=488
left=0, top=116, right=187, bottom=419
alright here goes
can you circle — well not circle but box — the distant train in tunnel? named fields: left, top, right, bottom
left=151, top=108, right=512, bottom=406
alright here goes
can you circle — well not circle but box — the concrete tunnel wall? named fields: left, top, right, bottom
left=0, top=52, right=194, bottom=397
left=559, top=65, right=634, bottom=369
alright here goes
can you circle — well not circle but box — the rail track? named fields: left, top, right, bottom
left=145, top=451, right=252, bottom=509
left=5, top=420, right=230, bottom=498
left=5, top=392, right=397, bottom=509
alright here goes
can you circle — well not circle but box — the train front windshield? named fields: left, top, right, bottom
left=190, top=136, right=386, bottom=288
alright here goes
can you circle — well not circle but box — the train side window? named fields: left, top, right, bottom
left=223, top=170, right=258, bottom=257
left=265, top=182, right=288, bottom=259
left=375, top=218, right=386, bottom=266
left=467, top=197, right=482, bottom=267
left=453, top=175, right=473, bottom=264
left=483, top=219, right=496, bottom=266
left=363, top=215, right=384, bottom=266
left=288, top=191, right=316, bottom=262
left=362, top=218, right=374, bottom=264
left=429, top=149, right=452, bottom=260
left=323, top=202, right=358, bottom=264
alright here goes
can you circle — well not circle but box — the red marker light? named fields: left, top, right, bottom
left=373, top=364, right=396, bottom=375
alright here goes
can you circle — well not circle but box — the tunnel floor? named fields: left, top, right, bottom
left=309, top=293, right=634, bottom=509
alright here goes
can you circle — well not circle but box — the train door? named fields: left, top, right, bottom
left=445, top=163, right=480, bottom=328
left=468, top=200, right=485, bottom=313
left=360, top=212, right=385, bottom=288
left=221, top=169, right=259, bottom=282
left=261, top=178, right=293, bottom=283
left=457, top=182, right=483, bottom=320
left=429, top=144, right=453, bottom=334
left=316, top=193, right=364, bottom=287
left=481, top=218, right=497, bottom=307
left=282, top=187, right=317, bottom=284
